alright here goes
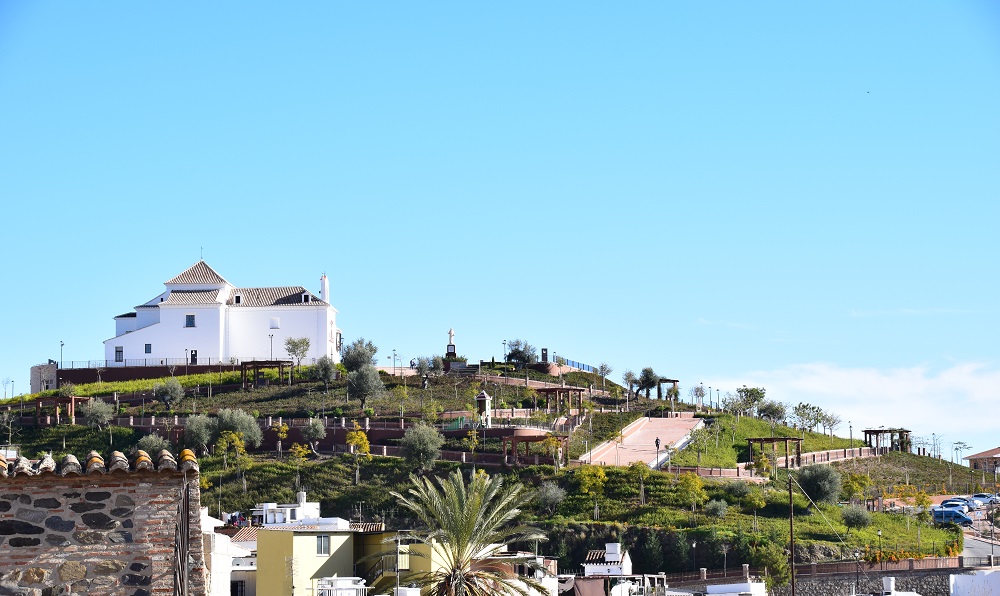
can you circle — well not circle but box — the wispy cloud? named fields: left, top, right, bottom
left=710, top=361, right=1000, bottom=455
left=695, top=318, right=755, bottom=330
left=847, top=308, right=976, bottom=318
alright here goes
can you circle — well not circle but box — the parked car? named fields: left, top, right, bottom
left=933, top=507, right=974, bottom=527
left=939, top=500, right=969, bottom=513
left=954, top=497, right=985, bottom=510
left=972, top=493, right=998, bottom=505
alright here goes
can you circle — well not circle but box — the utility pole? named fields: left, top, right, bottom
left=788, top=473, right=796, bottom=596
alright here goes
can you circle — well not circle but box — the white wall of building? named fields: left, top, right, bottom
left=103, top=263, right=340, bottom=366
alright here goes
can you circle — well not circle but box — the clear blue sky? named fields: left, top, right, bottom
left=1, top=2, right=998, bottom=456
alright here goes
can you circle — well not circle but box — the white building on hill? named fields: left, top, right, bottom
left=104, top=261, right=341, bottom=367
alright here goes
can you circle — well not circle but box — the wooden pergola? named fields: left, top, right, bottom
left=747, top=437, right=803, bottom=470
left=502, top=433, right=569, bottom=466
left=34, top=395, right=92, bottom=422
left=534, top=386, right=586, bottom=414
left=240, top=360, right=294, bottom=388
left=864, top=428, right=912, bottom=454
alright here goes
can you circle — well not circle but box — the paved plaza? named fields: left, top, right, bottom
left=583, top=415, right=703, bottom=467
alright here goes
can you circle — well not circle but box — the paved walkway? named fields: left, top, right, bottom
left=582, top=416, right=703, bottom=467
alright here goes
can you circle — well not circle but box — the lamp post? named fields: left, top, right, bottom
left=393, top=349, right=398, bottom=377
left=854, top=550, right=860, bottom=594
left=655, top=437, right=660, bottom=468
left=700, top=382, right=704, bottom=410
left=503, top=339, right=507, bottom=367
left=268, top=334, right=274, bottom=360
left=715, top=388, right=719, bottom=409
left=877, top=529, right=883, bottom=570
left=60, top=341, right=64, bottom=369
left=691, top=541, right=697, bottom=572
left=849, top=422, right=853, bottom=454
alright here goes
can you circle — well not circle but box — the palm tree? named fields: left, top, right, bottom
left=391, top=469, right=548, bottom=596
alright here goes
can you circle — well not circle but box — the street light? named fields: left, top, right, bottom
left=691, top=541, right=697, bottom=572
left=502, top=339, right=507, bottom=366
left=268, top=334, right=274, bottom=359
left=854, top=550, right=861, bottom=593
left=60, top=341, right=64, bottom=369
left=877, top=529, right=883, bottom=570
left=393, top=349, right=398, bottom=376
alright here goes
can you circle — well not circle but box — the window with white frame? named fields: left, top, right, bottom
left=144, top=344, right=152, bottom=354
left=115, top=347, right=124, bottom=362
left=317, top=535, right=330, bottom=556
left=269, top=317, right=280, bottom=329
left=185, top=314, right=196, bottom=328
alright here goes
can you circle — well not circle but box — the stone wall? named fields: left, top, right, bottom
left=768, top=568, right=972, bottom=596
left=0, top=450, right=206, bottom=596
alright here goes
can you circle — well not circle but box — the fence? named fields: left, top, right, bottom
left=655, top=555, right=992, bottom=586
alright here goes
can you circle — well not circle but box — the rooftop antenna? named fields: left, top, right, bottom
left=200, top=246, right=203, bottom=260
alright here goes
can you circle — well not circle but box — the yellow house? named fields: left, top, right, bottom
left=256, top=518, right=395, bottom=596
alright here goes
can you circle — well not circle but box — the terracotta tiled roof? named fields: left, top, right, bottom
left=966, top=447, right=1000, bottom=460
left=0, top=449, right=198, bottom=478
left=162, top=289, right=223, bottom=306
left=231, top=527, right=258, bottom=543
left=583, top=550, right=606, bottom=563
left=166, top=261, right=230, bottom=286
left=228, top=287, right=326, bottom=307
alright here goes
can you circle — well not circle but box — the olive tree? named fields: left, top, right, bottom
left=285, top=337, right=311, bottom=375
left=136, top=432, right=171, bottom=455
left=347, top=365, right=384, bottom=410
left=310, top=355, right=338, bottom=392
left=184, top=414, right=216, bottom=454
left=216, top=408, right=263, bottom=448
left=797, top=464, right=843, bottom=507
left=300, top=417, right=327, bottom=454
left=153, top=377, right=184, bottom=408
left=342, top=338, right=378, bottom=372
left=505, top=339, right=537, bottom=369
left=842, top=505, right=872, bottom=536
left=534, top=481, right=567, bottom=515
left=79, top=398, right=115, bottom=429
left=400, top=422, right=444, bottom=471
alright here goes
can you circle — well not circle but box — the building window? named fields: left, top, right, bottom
left=185, top=314, right=196, bottom=328
left=302, top=293, right=310, bottom=303
left=290, top=509, right=296, bottom=520
left=231, top=580, right=245, bottom=596
left=317, top=535, right=330, bottom=556
left=144, top=344, right=152, bottom=354
left=115, top=347, right=123, bottom=362
left=270, top=317, right=280, bottom=329
left=234, top=294, right=241, bottom=304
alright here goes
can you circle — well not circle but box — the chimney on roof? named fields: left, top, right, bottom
left=297, top=491, right=307, bottom=506
left=320, top=274, right=329, bottom=303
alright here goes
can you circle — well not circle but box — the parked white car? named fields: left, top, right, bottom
left=972, top=493, right=999, bottom=505
left=939, top=500, right=969, bottom=513
left=956, top=497, right=985, bottom=510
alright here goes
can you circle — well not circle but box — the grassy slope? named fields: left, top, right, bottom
left=672, top=414, right=861, bottom=469
left=833, top=451, right=995, bottom=497
left=3, top=370, right=969, bottom=568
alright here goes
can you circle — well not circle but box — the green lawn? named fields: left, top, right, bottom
left=672, top=414, right=862, bottom=468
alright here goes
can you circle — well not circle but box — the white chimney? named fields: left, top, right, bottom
left=882, top=576, right=896, bottom=594
left=320, top=274, right=329, bottom=302
left=297, top=491, right=307, bottom=505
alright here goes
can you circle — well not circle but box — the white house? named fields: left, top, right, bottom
left=582, top=543, right=633, bottom=577
left=104, top=261, right=341, bottom=367
left=249, top=491, right=323, bottom=526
